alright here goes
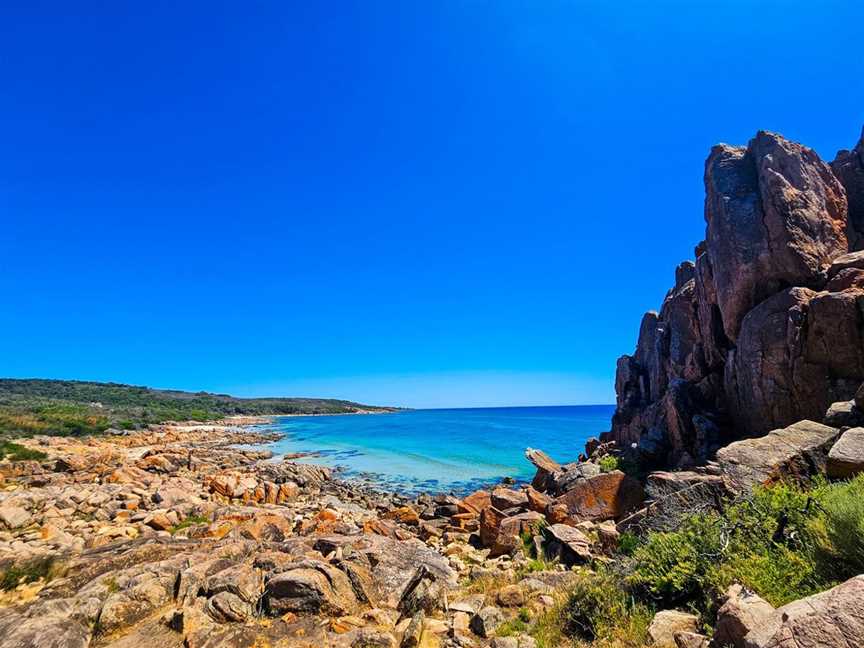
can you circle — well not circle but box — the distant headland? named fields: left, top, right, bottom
left=0, top=377, right=397, bottom=437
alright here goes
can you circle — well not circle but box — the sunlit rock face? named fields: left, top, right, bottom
left=609, top=127, right=864, bottom=468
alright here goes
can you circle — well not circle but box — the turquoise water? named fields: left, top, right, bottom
left=258, top=405, right=614, bottom=494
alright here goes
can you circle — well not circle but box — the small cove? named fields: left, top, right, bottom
left=252, top=405, right=615, bottom=495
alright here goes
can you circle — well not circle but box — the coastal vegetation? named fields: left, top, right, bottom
left=526, top=474, right=864, bottom=647
left=0, top=440, right=48, bottom=462
left=0, top=555, right=59, bottom=592
left=0, top=378, right=393, bottom=438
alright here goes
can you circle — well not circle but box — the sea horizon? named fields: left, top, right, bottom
left=391, top=403, right=615, bottom=411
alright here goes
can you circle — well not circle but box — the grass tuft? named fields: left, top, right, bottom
left=0, top=440, right=47, bottom=462
left=0, top=556, right=60, bottom=591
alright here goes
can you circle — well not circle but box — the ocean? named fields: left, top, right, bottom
left=255, top=405, right=614, bottom=495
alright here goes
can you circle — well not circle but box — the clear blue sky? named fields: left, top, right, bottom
left=2, top=1, right=863, bottom=408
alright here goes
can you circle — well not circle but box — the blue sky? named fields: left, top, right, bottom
left=2, top=1, right=863, bottom=408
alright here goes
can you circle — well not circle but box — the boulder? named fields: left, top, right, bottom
left=0, top=505, right=33, bottom=530
left=0, top=600, right=92, bottom=648
left=827, top=250, right=864, bottom=278
left=496, top=584, right=525, bottom=608
left=263, top=560, right=358, bottom=616
left=553, top=470, right=644, bottom=521
left=470, top=606, right=504, bottom=638
left=152, top=484, right=205, bottom=512
left=460, top=490, right=492, bottom=514
left=647, top=610, right=700, bottom=648
left=525, top=486, right=551, bottom=513
left=596, top=520, right=619, bottom=554
left=490, top=487, right=528, bottom=511
left=635, top=470, right=728, bottom=531
left=545, top=461, right=602, bottom=495
left=353, top=629, right=397, bottom=648
left=856, top=381, right=864, bottom=411
left=397, top=565, right=446, bottom=617
left=542, top=523, right=592, bottom=564
left=743, top=575, right=864, bottom=648
left=711, top=584, right=775, bottom=648
left=206, top=591, right=253, bottom=623
left=823, top=400, right=864, bottom=428
left=645, top=470, right=726, bottom=500
left=827, top=427, right=864, bottom=478
left=525, top=448, right=562, bottom=491
left=490, top=638, right=518, bottom=648
left=479, top=506, right=508, bottom=553
left=383, top=506, right=420, bottom=526
left=480, top=508, right=544, bottom=557
left=237, top=513, right=293, bottom=541
left=717, top=420, right=841, bottom=491
left=400, top=611, right=424, bottom=648
left=145, top=511, right=175, bottom=531
left=312, top=534, right=455, bottom=609
left=204, top=564, right=262, bottom=604
left=826, top=266, right=864, bottom=291
left=97, top=569, right=178, bottom=635
left=675, top=633, right=709, bottom=648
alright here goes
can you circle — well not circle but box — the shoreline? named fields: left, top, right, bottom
left=244, top=414, right=539, bottom=498
left=0, top=411, right=623, bottom=648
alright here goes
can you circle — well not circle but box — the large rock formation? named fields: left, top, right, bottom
left=832, top=128, right=864, bottom=250
left=704, top=133, right=847, bottom=343
left=609, top=128, right=864, bottom=467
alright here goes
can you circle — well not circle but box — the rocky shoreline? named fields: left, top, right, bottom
left=4, top=404, right=860, bottom=648
left=0, top=418, right=583, bottom=648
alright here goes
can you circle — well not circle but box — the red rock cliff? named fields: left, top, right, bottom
left=609, top=128, right=864, bottom=468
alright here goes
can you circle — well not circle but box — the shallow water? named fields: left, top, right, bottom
left=257, top=405, right=614, bottom=495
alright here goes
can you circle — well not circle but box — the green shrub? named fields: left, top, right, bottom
left=618, top=531, right=640, bottom=556
left=0, top=556, right=58, bottom=591
left=629, top=478, right=846, bottom=615
left=598, top=455, right=619, bottom=473
left=815, top=473, right=864, bottom=578
left=629, top=513, right=722, bottom=610
left=496, top=616, right=528, bottom=637
left=0, top=440, right=47, bottom=462
left=714, top=545, right=823, bottom=607
left=170, top=514, right=212, bottom=534
left=560, top=569, right=652, bottom=643
left=530, top=477, right=864, bottom=645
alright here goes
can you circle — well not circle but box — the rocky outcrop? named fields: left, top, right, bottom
left=743, top=575, right=864, bottom=648
left=609, top=127, right=864, bottom=467
left=716, top=420, right=841, bottom=492
left=704, top=133, right=847, bottom=343
left=832, top=128, right=864, bottom=250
